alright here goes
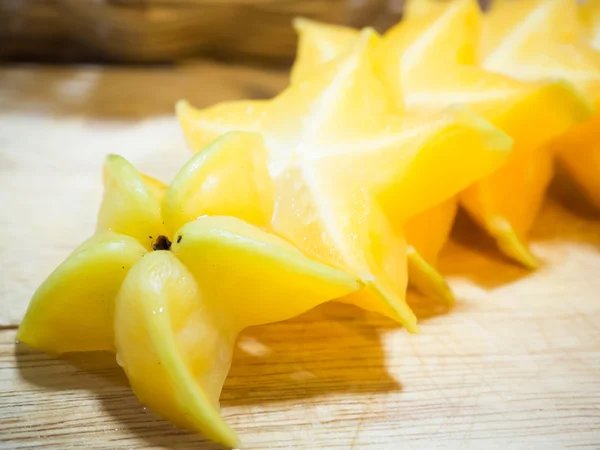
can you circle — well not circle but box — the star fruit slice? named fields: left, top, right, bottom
left=116, top=216, right=359, bottom=448
left=291, top=1, right=592, bottom=268
left=580, top=0, right=600, bottom=51
left=482, top=0, right=600, bottom=211
left=481, top=0, right=600, bottom=102
left=291, top=18, right=459, bottom=302
left=176, top=30, right=512, bottom=330
left=552, top=101, right=600, bottom=208
left=548, top=0, right=600, bottom=208
left=398, top=0, right=592, bottom=267
left=18, top=149, right=360, bottom=448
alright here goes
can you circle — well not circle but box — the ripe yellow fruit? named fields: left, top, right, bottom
left=177, top=29, right=512, bottom=329
left=18, top=144, right=360, bottom=448
left=536, top=0, right=600, bottom=208
left=552, top=112, right=600, bottom=208
left=580, top=0, right=600, bottom=51
left=481, top=0, right=600, bottom=211
left=290, top=0, right=591, bottom=270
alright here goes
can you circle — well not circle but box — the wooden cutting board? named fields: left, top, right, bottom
left=1, top=64, right=599, bottom=450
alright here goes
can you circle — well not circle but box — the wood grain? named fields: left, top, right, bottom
left=1, top=65, right=600, bottom=449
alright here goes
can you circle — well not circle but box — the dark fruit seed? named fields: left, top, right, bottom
left=152, top=235, right=172, bottom=251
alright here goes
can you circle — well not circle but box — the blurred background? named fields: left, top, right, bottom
left=1, top=0, right=408, bottom=64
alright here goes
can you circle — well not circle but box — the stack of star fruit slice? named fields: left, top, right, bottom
left=19, top=29, right=512, bottom=447
left=176, top=28, right=513, bottom=319
left=16, top=1, right=600, bottom=448
left=290, top=0, right=593, bottom=274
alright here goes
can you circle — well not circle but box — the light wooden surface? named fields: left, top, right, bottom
left=1, top=65, right=600, bottom=450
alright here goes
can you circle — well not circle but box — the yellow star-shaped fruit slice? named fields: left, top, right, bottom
left=290, top=0, right=592, bottom=268
left=18, top=142, right=361, bottom=448
left=292, top=19, right=462, bottom=303
left=481, top=0, right=600, bottom=208
left=580, top=0, right=600, bottom=51
left=177, top=28, right=513, bottom=327
left=510, top=0, right=600, bottom=208
left=480, top=0, right=600, bottom=98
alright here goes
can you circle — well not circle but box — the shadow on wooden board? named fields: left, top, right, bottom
left=438, top=173, right=600, bottom=290
left=438, top=208, right=533, bottom=289
left=222, top=303, right=402, bottom=408
left=534, top=168, right=600, bottom=245
left=13, top=301, right=416, bottom=449
left=13, top=343, right=221, bottom=449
